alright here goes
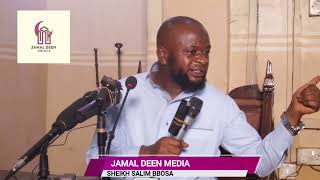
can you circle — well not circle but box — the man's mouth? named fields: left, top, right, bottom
left=189, top=66, right=206, bottom=78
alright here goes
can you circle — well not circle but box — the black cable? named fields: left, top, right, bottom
left=310, top=165, right=320, bottom=172
left=31, top=163, right=39, bottom=180
left=282, top=165, right=303, bottom=179
left=275, top=162, right=320, bottom=179
left=49, top=123, right=96, bottom=147
left=304, top=127, right=320, bottom=131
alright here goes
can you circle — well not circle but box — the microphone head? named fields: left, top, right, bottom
left=125, top=76, right=137, bottom=90
left=115, top=43, right=123, bottom=49
left=53, top=89, right=111, bottom=134
left=53, top=76, right=123, bottom=134
left=101, top=75, right=122, bottom=91
left=53, top=93, right=98, bottom=134
left=168, top=100, right=189, bottom=136
left=188, top=97, right=203, bottom=118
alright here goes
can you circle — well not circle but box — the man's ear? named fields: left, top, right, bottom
left=156, top=47, right=169, bottom=66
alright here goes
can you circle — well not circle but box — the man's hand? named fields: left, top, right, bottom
left=139, top=137, right=189, bottom=155
left=286, top=76, right=320, bottom=126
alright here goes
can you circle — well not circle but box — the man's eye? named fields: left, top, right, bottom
left=204, top=49, right=210, bottom=55
left=188, top=50, right=197, bottom=55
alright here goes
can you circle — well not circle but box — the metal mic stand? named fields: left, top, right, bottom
left=94, top=48, right=99, bottom=88
left=115, top=43, right=123, bottom=80
left=93, top=48, right=108, bottom=156
left=96, top=90, right=108, bottom=156
left=37, top=140, right=50, bottom=180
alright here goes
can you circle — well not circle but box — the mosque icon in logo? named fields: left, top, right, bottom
left=34, top=21, right=53, bottom=45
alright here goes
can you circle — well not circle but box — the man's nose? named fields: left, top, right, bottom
left=195, top=52, right=209, bottom=65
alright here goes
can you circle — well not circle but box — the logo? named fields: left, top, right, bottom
left=17, top=10, right=70, bottom=64
left=35, top=21, right=53, bottom=44
left=31, top=21, right=56, bottom=52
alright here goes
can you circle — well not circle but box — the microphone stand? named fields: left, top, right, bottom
left=115, top=43, right=123, bottom=80
left=94, top=48, right=99, bottom=88
left=106, top=76, right=136, bottom=155
left=102, top=85, right=131, bottom=180
left=106, top=89, right=129, bottom=155
left=97, top=96, right=107, bottom=156
left=93, top=48, right=108, bottom=156
left=4, top=128, right=60, bottom=180
left=37, top=140, right=50, bottom=180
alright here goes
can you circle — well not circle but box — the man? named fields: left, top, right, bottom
left=86, top=16, right=320, bottom=178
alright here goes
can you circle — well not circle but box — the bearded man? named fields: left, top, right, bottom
left=86, top=16, right=320, bottom=178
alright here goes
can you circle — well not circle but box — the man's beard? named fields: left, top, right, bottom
left=170, top=70, right=206, bottom=92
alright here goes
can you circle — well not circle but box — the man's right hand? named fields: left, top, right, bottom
left=139, top=137, right=189, bottom=155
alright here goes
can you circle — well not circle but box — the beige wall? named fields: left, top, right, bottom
left=0, top=59, right=47, bottom=171
left=0, top=0, right=47, bottom=172
left=230, top=0, right=320, bottom=179
left=292, top=0, right=320, bottom=179
left=230, top=0, right=291, bottom=122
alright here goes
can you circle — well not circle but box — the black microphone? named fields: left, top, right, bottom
left=56, top=89, right=121, bottom=132
left=4, top=127, right=60, bottom=180
left=106, top=76, right=137, bottom=155
left=53, top=76, right=122, bottom=134
left=125, top=75, right=137, bottom=90
left=5, top=77, right=122, bottom=180
left=168, top=99, right=189, bottom=136
left=175, top=97, right=203, bottom=140
left=5, top=92, right=101, bottom=180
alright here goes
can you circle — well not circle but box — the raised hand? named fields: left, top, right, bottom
left=286, top=76, right=320, bottom=126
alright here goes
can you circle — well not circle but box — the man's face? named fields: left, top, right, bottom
left=167, top=25, right=210, bottom=92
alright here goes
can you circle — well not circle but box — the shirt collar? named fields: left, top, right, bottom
left=146, top=62, right=160, bottom=88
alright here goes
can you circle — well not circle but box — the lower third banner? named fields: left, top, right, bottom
left=85, top=156, right=260, bottom=178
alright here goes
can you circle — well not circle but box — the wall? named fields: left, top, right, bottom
left=230, top=0, right=320, bottom=179
left=292, top=0, right=320, bottom=179
left=0, top=0, right=47, bottom=172
left=229, top=0, right=292, bottom=124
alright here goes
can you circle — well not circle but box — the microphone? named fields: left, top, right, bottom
left=53, top=75, right=122, bottom=134
left=175, top=97, right=203, bottom=140
left=168, top=100, right=189, bottom=136
left=52, top=88, right=120, bottom=134
left=125, top=75, right=137, bottom=89
left=6, top=93, right=101, bottom=179
left=106, top=76, right=137, bottom=155
left=5, top=76, right=122, bottom=180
